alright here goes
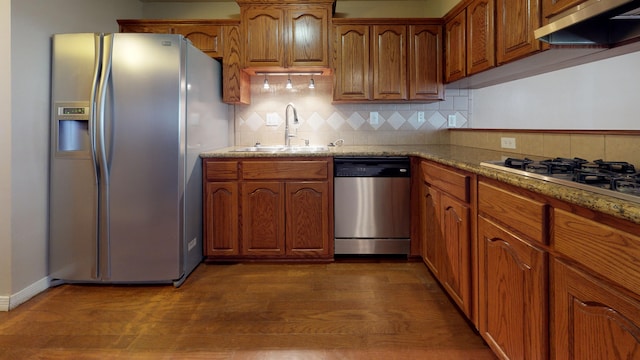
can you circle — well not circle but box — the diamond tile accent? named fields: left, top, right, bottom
left=326, top=112, right=345, bottom=130
left=386, top=111, right=406, bottom=130
left=428, top=112, right=447, bottom=129
left=369, top=113, right=384, bottom=130
left=347, top=112, right=366, bottom=130
left=407, top=111, right=434, bottom=130
left=307, top=112, right=325, bottom=131
left=245, top=112, right=265, bottom=131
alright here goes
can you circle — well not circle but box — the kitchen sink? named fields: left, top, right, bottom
left=231, top=146, right=287, bottom=152
left=231, top=145, right=328, bottom=153
left=285, top=146, right=329, bottom=152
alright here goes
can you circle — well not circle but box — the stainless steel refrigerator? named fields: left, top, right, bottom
left=49, top=33, right=229, bottom=286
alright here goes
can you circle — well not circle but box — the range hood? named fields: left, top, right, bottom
left=534, top=0, right=640, bottom=45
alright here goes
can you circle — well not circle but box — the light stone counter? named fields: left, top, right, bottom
left=201, top=144, right=640, bottom=225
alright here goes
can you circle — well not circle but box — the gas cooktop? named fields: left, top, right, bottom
left=481, top=157, right=640, bottom=204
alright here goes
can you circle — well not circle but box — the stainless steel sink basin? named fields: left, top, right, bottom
left=285, top=146, right=329, bottom=152
left=231, top=145, right=328, bottom=153
left=231, top=146, right=286, bottom=152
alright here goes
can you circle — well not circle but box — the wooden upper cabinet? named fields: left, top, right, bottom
left=177, top=25, right=223, bottom=58
left=373, top=25, right=407, bottom=100
left=118, top=22, right=174, bottom=34
left=118, top=21, right=225, bottom=58
left=466, top=0, right=495, bottom=75
left=542, top=0, right=587, bottom=18
left=288, top=8, right=330, bottom=67
left=445, top=9, right=466, bottom=83
left=409, top=25, right=444, bottom=100
left=333, top=24, right=371, bottom=101
left=117, top=20, right=249, bottom=104
left=238, top=0, right=332, bottom=71
left=496, top=0, right=542, bottom=64
left=333, top=19, right=443, bottom=102
left=243, top=8, right=285, bottom=67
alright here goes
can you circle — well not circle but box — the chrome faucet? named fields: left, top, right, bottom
left=284, top=103, right=299, bottom=146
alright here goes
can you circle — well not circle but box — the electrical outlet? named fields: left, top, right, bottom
left=448, top=114, right=457, bottom=127
left=417, top=111, right=425, bottom=123
left=501, top=137, right=517, bottom=149
left=266, top=113, right=279, bottom=126
left=370, top=112, right=379, bottom=125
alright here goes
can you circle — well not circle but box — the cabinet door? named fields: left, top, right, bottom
left=409, top=25, right=443, bottom=100
left=467, top=0, right=495, bottom=75
left=287, top=7, right=329, bottom=67
left=204, top=182, right=239, bottom=256
left=175, top=25, right=222, bottom=58
left=542, top=0, right=586, bottom=18
left=285, top=181, right=331, bottom=257
left=478, top=215, right=548, bottom=360
left=372, top=25, right=407, bottom=100
left=222, top=25, right=250, bottom=104
left=445, top=10, right=467, bottom=83
left=553, top=259, right=640, bottom=360
left=241, top=182, right=286, bottom=256
left=243, top=8, right=285, bottom=67
left=119, top=23, right=174, bottom=34
left=440, top=193, right=471, bottom=317
left=496, top=0, right=541, bottom=64
left=422, top=184, right=441, bottom=277
left=333, top=25, right=370, bottom=101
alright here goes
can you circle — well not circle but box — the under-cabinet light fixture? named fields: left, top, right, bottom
left=308, top=76, right=315, bottom=89
left=263, top=75, right=270, bottom=89
left=286, top=75, right=293, bottom=89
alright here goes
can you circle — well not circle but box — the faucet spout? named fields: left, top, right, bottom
left=284, top=103, right=299, bottom=146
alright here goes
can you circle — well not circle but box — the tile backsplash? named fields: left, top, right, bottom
left=234, top=75, right=470, bottom=147
left=450, top=130, right=640, bottom=166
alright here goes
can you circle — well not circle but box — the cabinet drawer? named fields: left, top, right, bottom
left=554, top=208, right=640, bottom=296
left=421, top=161, right=470, bottom=203
left=205, top=160, right=238, bottom=180
left=478, top=181, right=548, bottom=244
left=243, top=160, right=328, bottom=180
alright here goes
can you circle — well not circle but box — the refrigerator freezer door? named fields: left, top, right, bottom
left=105, top=34, right=185, bottom=282
left=49, top=33, right=100, bottom=281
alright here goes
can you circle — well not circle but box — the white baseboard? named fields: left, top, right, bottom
left=0, top=277, right=50, bottom=311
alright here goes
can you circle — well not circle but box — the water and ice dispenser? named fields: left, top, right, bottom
left=55, top=103, right=90, bottom=156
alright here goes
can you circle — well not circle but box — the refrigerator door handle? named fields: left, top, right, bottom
left=89, top=33, right=102, bottom=280
left=96, top=33, right=114, bottom=279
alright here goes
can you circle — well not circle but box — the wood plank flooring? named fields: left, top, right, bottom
left=0, top=261, right=495, bottom=359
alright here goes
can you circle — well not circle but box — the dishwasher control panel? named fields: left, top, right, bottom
left=334, top=157, right=410, bottom=177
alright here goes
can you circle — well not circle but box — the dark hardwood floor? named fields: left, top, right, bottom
left=0, top=261, right=495, bottom=359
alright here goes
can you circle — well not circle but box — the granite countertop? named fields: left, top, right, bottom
left=201, top=144, right=640, bottom=225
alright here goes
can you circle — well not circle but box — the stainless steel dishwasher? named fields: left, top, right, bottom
left=334, top=157, right=411, bottom=255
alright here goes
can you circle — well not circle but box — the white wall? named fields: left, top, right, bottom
left=471, top=51, right=640, bottom=130
left=3, top=0, right=142, bottom=310
left=0, top=0, right=12, bottom=309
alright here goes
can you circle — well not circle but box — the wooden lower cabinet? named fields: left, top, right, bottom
left=242, top=181, right=286, bottom=256
left=553, top=259, right=640, bottom=360
left=552, top=207, right=640, bottom=359
left=205, top=181, right=239, bottom=256
left=477, top=178, right=549, bottom=360
left=420, top=160, right=473, bottom=318
left=203, top=157, right=333, bottom=261
left=285, top=181, right=331, bottom=256
left=478, top=215, right=548, bottom=360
